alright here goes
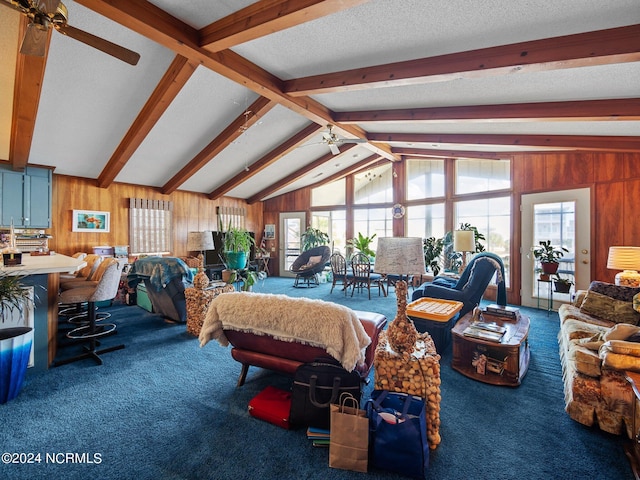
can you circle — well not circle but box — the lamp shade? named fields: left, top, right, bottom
left=607, top=246, right=640, bottom=270
left=187, top=231, right=215, bottom=252
left=374, top=237, right=426, bottom=275
left=607, top=246, right=640, bottom=287
left=453, top=230, right=475, bottom=252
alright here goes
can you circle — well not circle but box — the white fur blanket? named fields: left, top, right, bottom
left=199, top=292, right=371, bottom=372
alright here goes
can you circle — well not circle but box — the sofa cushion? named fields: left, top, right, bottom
left=588, top=281, right=640, bottom=302
left=570, top=345, right=602, bottom=377
left=579, top=290, right=640, bottom=325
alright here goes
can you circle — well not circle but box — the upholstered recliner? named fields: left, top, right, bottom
left=412, top=251, right=507, bottom=319
left=290, top=245, right=331, bottom=287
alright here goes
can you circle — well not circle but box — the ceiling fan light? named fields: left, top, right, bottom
left=20, top=22, right=48, bottom=57
left=38, top=0, right=62, bottom=15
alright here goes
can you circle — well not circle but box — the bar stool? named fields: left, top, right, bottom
left=54, top=260, right=125, bottom=366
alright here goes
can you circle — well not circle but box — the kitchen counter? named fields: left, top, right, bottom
left=1, top=253, right=86, bottom=370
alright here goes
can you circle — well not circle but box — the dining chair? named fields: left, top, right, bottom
left=350, top=253, right=385, bottom=299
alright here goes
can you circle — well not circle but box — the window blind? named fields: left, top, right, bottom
left=129, top=198, right=173, bottom=255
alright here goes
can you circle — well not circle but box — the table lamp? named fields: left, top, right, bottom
left=453, top=230, right=475, bottom=274
left=375, top=237, right=427, bottom=353
left=187, top=231, right=215, bottom=288
left=607, top=246, right=640, bottom=287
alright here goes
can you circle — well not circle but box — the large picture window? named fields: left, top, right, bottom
left=354, top=164, right=393, bottom=204
left=406, top=203, right=445, bottom=239
left=407, top=158, right=445, bottom=200
left=456, top=159, right=510, bottom=194
left=311, top=179, right=345, bottom=206
left=312, top=210, right=346, bottom=253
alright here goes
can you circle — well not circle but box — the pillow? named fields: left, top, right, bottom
left=588, top=281, right=640, bottom=302
left=579, top=290, right=640, bottom=325
left=307, top=255, right=323, bottom=266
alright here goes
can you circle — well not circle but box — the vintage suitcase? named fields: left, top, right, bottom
left=290, top=357, right=362, bottom=430
left=248, top=386, right=292, bottom=429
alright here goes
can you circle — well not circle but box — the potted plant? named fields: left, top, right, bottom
left=347, top=232, right=377, bottom=258
left=300, top=227, right=329, bottom=252
left=530, top=240, right=569, bottom=275
left=222, top=226, right=255, bottom=270
left=228, top=268, right=258, bottom=292
left=0, top=273, right=35, bottom=404
left=423, top=236, right=444, bottom=276
left=553, top=274, right=574, bottom=293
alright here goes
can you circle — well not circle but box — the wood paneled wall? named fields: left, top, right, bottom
left=50, top=175, right=263, bottom=258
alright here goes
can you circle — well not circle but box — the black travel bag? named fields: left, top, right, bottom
left=290, top=356, right=362, bottom=430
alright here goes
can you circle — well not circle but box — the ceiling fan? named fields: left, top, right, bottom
left=1, top=0, right=140, bottom=65
left=321, top=124, right=367, bottom=155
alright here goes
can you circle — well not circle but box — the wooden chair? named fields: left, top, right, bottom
left=329, top=252, right=351, bottom=295
left=349, top=253, right=386, bottom=299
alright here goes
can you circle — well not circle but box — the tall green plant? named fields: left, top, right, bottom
left=222, top=226, right=254, bottom=253
left=423, top=236, right=444, bottom=275
left=347, top=232, right=377, bottom=258
left=300, top=227, right=329, bottom=251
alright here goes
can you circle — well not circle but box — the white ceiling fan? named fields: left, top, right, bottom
left=1, top=0, right=140, bottom=65
left=321, top=124, right=367, bottom=155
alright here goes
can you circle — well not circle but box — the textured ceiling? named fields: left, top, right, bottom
left=1, top=0, right=639, bottom=201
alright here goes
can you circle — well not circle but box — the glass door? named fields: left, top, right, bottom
left=279, top=212, right=305, bottom=277
left=521, top=188, right=591, bottom=310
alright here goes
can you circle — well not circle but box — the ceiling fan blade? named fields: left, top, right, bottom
left=55, top=23, right=140, bottom=65
left=329, top=143, right=340, bottom=155
left=342, top=138, right=368, bottom=144
left=20, top=22, right=48, bottom=57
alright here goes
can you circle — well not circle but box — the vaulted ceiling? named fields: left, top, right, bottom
left=1, top=0, right=639, bottom=203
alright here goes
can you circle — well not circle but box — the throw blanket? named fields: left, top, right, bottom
left=127, top=257, right=193, bottom=291
left=199, top=292, right=371, bottom=372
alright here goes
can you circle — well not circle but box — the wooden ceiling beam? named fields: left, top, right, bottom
left=75, top=0, right=397, bottom=163
left=97, top=55, right=197, bottom=188
left=392, top=147, right=509, bottom=160
left=161, top=96, right=277, bottom=195
left=368, top=132, right=640, bottom=152
left=246, top=144, right=358, bottom=203
left=10, top=17, right=51, bottom=171
left=334, top=98, right=640, bottom=123
left=200, top=0, right=370, bottom=52
left=208, top=123, right=322, bottom=200
left=284, top=24, right=640, bottom=96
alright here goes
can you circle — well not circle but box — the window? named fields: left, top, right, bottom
left=406, top=158, right=445, bottom=200
left=353, top=208, right=392, bottom=252
left=455, top=196, right=511, bottom=282
left=456, top=159, right=510, bottom=194
left=354, top=164, right=393, bottom=204
left=311, top=179, right=346, bottom=206
left=129, top=198, right=173, bottom=255
left=312, top=210, right=346, bottom=253
left=406, top=203, right=445, bottom=239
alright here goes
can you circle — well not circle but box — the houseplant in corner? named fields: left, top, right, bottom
left=530, top=240, right=569, bottom=276
left=0, top=272, right=35, bottom=404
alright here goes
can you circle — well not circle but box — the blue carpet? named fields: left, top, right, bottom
left=0, top=276, right=632, bottom=479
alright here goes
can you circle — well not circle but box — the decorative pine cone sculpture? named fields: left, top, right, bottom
left=386, top=280, right=418, bottom=354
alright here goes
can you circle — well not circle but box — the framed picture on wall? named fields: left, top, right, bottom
left=72, top=210, right=111, bottom=233
left=264, top=224, right=275, bottom=239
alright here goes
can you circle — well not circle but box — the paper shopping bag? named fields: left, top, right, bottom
left=329, top=393, right=368, bottom=472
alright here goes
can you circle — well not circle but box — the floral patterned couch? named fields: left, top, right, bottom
left=558, top=281, right=640, bottom=437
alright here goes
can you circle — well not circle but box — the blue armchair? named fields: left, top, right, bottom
left=411, top=252, right=507, bottom=319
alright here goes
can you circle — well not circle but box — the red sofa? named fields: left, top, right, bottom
left=225, top=310, right=387, bottom=386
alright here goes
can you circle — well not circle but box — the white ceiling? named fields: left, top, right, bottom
left=1, top=0, right=639, bottom=202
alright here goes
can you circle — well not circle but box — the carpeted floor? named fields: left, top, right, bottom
left=0, top=276, right=632, bottom=479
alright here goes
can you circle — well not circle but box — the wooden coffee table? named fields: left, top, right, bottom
left=451, top=311, right=530, bottom=386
